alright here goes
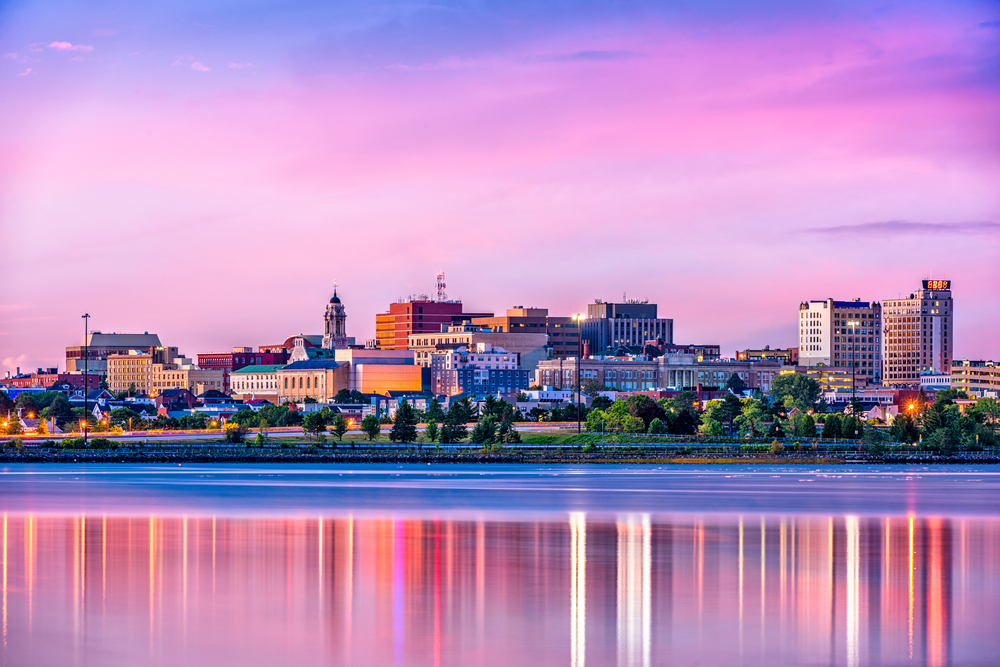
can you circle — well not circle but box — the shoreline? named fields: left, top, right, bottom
left=1, top=447, right=996, bottom=465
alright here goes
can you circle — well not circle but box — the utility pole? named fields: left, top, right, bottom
left=82, top=313, right=90, bottom=447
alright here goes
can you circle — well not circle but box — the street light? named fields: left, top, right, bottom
left=572, top=313, right=586, bottom=434
left=847, top=319, right=860, bottom=420
left=82, top=313, right=91, bottom=448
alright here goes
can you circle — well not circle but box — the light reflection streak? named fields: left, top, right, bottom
left=846, top=516, right=859, bottom=667
left=738, top=516, right=743, bottom=659
left=908, top=515, right=915, bottom=660
left=570, top=512, right=586, bottom=667
left=2, top=513, right=6, bottom=648
left=616, top=514, right=650, bottom=667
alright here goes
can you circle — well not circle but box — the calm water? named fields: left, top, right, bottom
left=0, top=464, right=998, bottom=666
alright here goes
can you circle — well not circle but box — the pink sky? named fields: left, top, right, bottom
left=1, top=1, right=998, bottom=373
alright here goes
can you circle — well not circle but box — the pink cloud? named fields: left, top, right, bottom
left=229, top=62, right=253, bottom=69
left=16, top=68, right=32, bottom=76
left=191, top=62, right=209, bottom=72
left=48, top=41, right=94, bottom=52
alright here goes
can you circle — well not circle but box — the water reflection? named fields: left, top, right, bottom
left=0, top=512, right=996, bottom=666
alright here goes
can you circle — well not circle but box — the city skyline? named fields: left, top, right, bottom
left=2, top=0, right=998, bottom=372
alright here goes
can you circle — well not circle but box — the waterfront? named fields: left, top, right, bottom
left=0, top=465, right=998, bottom=666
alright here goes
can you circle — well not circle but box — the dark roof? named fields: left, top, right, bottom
left=282, top=359, right=343, bottom=370
left=330, top=290, right=341, bottom=304
left=197, top=389, right=230, bottom=399
left=160, top=388, right=193, bottom=397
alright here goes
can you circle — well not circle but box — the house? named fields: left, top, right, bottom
left=155, top=388, right=197, bottom=412
left=197, top=389, right=238, bottom=406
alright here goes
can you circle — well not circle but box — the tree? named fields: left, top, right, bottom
left=360, top=415, right=381, bottom=441
left=735, top=399, right=767, bottom=437
left=769, top=373, right=821, bottom=407
left=334, top=389, right=367, bottom=404
left=590, top=395, right=613, bottom=411
left=648, top=417, right=668, bottom=434
left=890, top=412, right=918, bottom=443
left=425, top=419, right=439, bottom=443
left=794, top=413, right=816, bottom=438
left=581, top=378, right=609, bottom=396
left=389, top=402, right=419, bottom=443
left=470, top=414, right=498, bottom=445
left=497, top=417, right=521, bottom=444
left=439, top=405, right=469, bottom=444
left=514, top=391, right=530, bottom=403
left=14, top=393, right=38, bottom=417
left=224, top=422, right=249, bottom=444
left=43, top=393, right=74, bottom=426
left=303, top=396, right=318, bottom=404
left=726, top=373, right=747, bottom=393
left=821, top=414, right=842, bottom=439
left=426, top=398, right=445, bottom=421
left=0, top=391, right=14, bottom=416
left=330, top=413, right=347, bottom=442
left=626, top=395, right=666, bottom=431
left=698, top=415, right=724, bottom=436
left=302, top=411, right=328, bottom=439
left=35, top=416, right=48, bottom=435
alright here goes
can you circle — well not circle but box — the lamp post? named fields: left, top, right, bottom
left=573, top=314, right=585, bottom=434
left=82, top=313, right=90, bottom=447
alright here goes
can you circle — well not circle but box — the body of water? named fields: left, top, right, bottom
left=0, top=464, right=997, bottom=666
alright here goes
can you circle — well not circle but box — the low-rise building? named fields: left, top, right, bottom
left=429, top=344, right=530, bottom=397
left=736, top=346, right=798, bottom=365
left=535, top=353, right=780, bottom=393
left=408, top=324, right=549, bottom=372
left=107, top=349, right=225, bottom=397
left=950, top=360, right=999, bottom=397
left=470, top=307, right=581, bottom=360
left=231, top=364, right=285, bottom=403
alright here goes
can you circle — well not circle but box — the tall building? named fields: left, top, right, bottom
left=375, top=275, right=492, bottom=349
left=470, top=307, right=581, bottom=359
left=322, top=288, right=349, bottom=350
left=582, top=299, right=673, bottom=352
left=883, top=280, right=954, bottom=385
left=797, top=298, right=882, bottom=383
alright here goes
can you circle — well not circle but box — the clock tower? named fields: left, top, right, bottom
left=322, top=285, right=348, bottom=350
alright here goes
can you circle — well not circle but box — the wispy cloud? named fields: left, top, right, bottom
left=49, top=41, right=94, bottom=52
left=537, top=50, right=643, bottom=63
left=806, top=221, right=1000, bottom=236
left=980, top=20, right=1000, bottom=29
left=229, top=62, right=253, bottom=69
left=191, top=62, right=210, bottom=72
left=17, top=67, right=32, bottom=77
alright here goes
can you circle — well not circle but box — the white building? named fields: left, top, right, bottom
left=798, top=298, right=882, bottom=384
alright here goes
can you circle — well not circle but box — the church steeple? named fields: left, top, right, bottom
left=322, top=282, right=348, bottom=349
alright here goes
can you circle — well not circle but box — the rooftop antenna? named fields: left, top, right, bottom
left=436, top=272, right=447, bottom=302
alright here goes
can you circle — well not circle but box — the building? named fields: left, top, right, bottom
left=0, top=368, right=99, bottom=390
left=950, top=360, right=999, bottom=397
left=231, top=364, right=285, bottom=403
left=470, top=307, right=581, bottom=359
left=582, top=299, right=673, bottom=353
left=375, top=273, right=492, bottom=350
left=65, top=332, right=171, bottom=374
left=106, top=349, right=225, bottom=397
left=197, top=348, right=290, bottom=393
left=883, top=280, right=954, bottom=386
left=535, top=353, right=780, bottom=393
left=408, top=324, right=550, bottom=372
left=797, top=298, right=882, bottom=384
left=276, top=348, right=422, bottom=403
left=429, top=344, right=530, bottom=396
left=787, top=365, right=870, bottom=393
left=736, top=346, right=798, bottom=365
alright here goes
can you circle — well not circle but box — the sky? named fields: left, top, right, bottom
left=1, top=0, right=998, bottom=374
